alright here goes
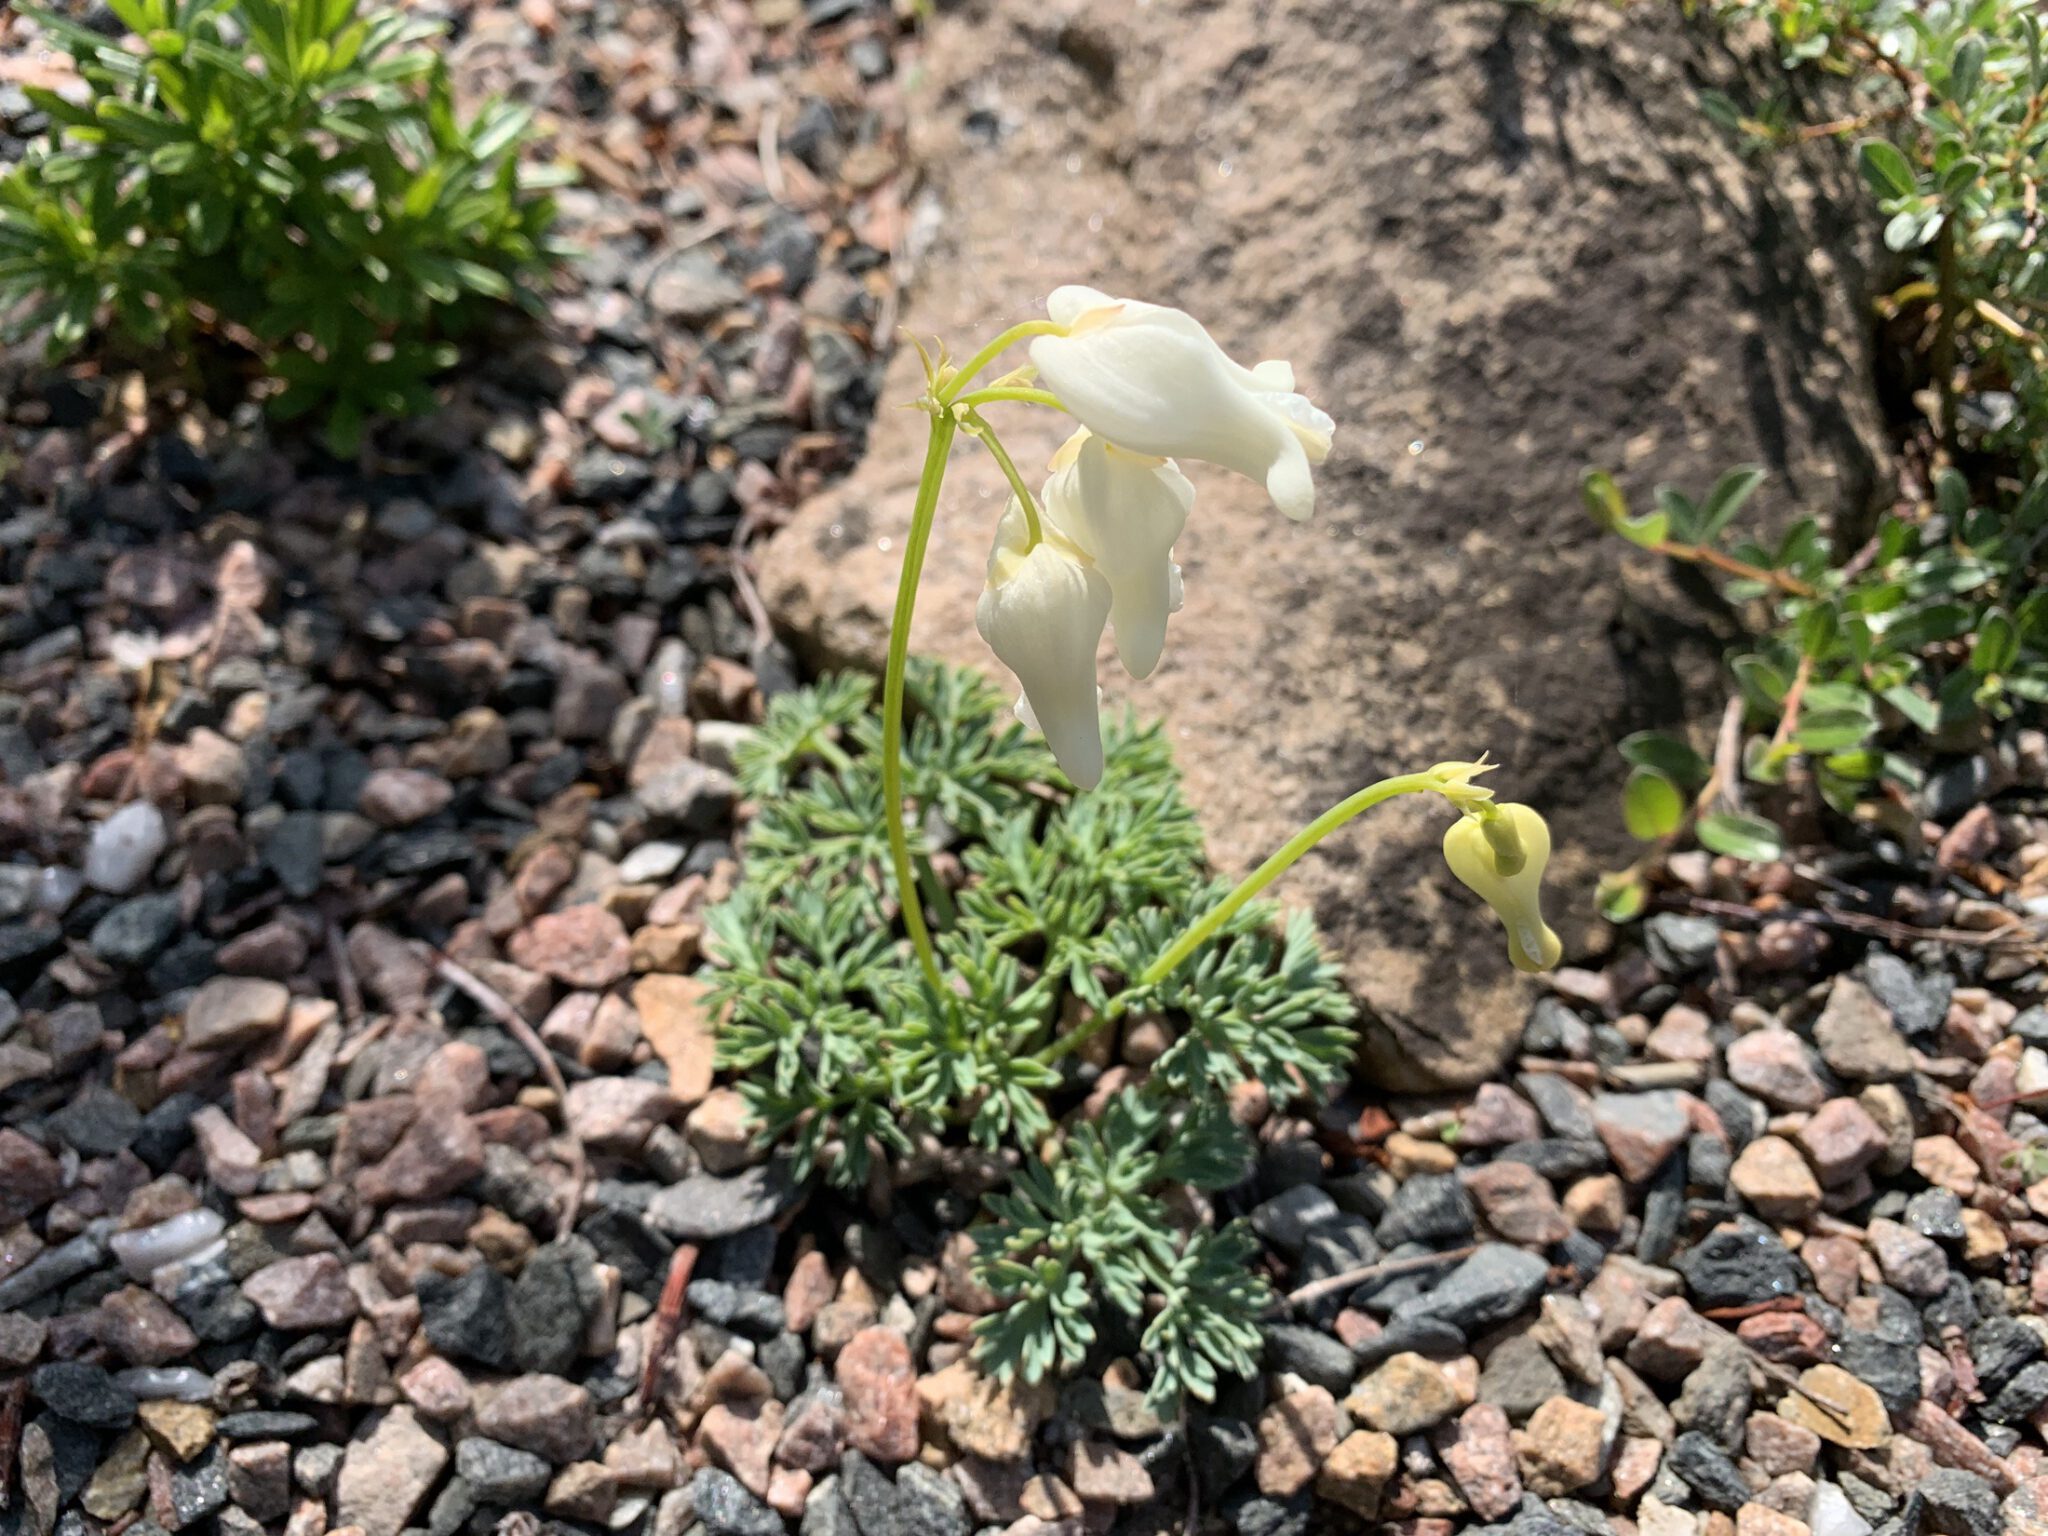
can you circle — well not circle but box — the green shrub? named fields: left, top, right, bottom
left=707, top=664, right=1356, bottom=1410
left=1592, top=0, right=2048, bottom=910
left=0, top=0, right=568, bottom=451
left=1703, top=0, right=2048, bottom=458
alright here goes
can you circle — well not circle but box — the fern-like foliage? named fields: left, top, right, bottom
left=708, top=662, right=1357, bottom=1411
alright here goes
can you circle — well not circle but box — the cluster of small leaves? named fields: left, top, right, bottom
left=1700, top=1, right=2048, bottom=459
left=971, top=1092, right=1266, bottom=1411
left=1588, top=461, right=2047, bottom=915
left=706, top=663, right=1357, bottom=1410
left=1589, top=1, right=2048, bottom=914
left=0, top=0, right=568, bottom=451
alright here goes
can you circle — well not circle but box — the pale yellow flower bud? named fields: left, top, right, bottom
left=1442, top=803, right=1563, bottom=974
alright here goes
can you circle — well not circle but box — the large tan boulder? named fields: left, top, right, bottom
left=761, top=0, right=1886, bottom=1089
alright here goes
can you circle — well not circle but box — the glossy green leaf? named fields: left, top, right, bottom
left=1617, top=731, right=1710, bottom=789
left=1949, top=34, right=1986, bottom=104
left=1881, top=602, right=1974, bottom=652
left=1822, top=748, right=1883, bottom=782
left=1885, top=207, right=1939, bottom=250
left=1881, top=684, right=1941, bottom=732
left=1696, top=811, right=1785, bottom=863
left=1939, top=155, right=1983, bottom=198
left=1581, top=469, right=1627, bottom=532
left=1858, top=139, right=1916, bottom=199
left=1623, top=768, right=1685, bottom=841
left=1971, top=608, right=2018, bottom=674
left=1697, top=464, right=1766, bottom=542
left=1596, top=871, right=1649, bottom=925
left=1743, top=733, right=1791, bottom=786
left=1795, top=603, right=1838, bottom=657
left=1732, top=655, right=1790, bottom=709
left=1791, top=708, right=1876, bottom=753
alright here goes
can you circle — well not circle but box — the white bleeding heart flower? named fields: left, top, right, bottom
left=1028, top=285, right=1334, bottom=522
left=974, top=499, right=1112, bottom=788
left=1042, top=429, right=1192, bottom=680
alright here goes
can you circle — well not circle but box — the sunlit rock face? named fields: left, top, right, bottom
left=763, top=0, right=1888, bottom=1089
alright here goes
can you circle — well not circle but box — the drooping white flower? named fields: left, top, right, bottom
left=975, top=499, right=1112, bottom=788
left=1042, top=429, right=1192, bottom=680
left=1441, top=803, right=1564, bottom=974
left=1028, top=286, right=1334, bottom=522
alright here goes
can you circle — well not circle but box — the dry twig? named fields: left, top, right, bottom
left=431, top=949, right=588, bottom=1236
left=759, top=104, right=785, bottom=204
left=637, top=1242, right=700, bottom=1422
left=1662, top=893, right=2043, bottom=955
left=1282, top=1244, right=1477, bottom=1309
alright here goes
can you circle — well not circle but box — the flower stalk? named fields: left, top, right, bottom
left=961, top=409, right=1044, bottom=548
left=953, top=385, right=1068, bottom=412
left=879, top=407, right=959, bottom=996
left=939, top=319, right=1068, bottom=407
left=1139, top=772, right=1436, bottom=986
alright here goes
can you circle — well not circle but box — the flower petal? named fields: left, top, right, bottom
left=1043, top=433, right=1192, bottom=679
left=1029, top=293, right=1332, bottom=522
left=975, top=501, right=1111, bottom=788
left=1046, top=285, right=1116, bottom=329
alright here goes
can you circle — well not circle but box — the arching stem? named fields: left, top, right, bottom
left=1037, top=772, right=1440, bottom=1066
left=1140, top=773, right=1436, bottom=985
left=962, top=408, right=1045, bottom=548
left=881, top=411, right=960, bottom=995
left=938, top=320, right=1065, bottom=407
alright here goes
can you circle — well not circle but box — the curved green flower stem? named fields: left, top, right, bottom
left=938, top=320, right=1066, bottom=407
left=1144, top=773, right=1435, bottom=984
left=1035, top=772, right=1438, bottom=1068
left=954, top=386, right=1067, bottom=412
left=962, top=408, right=1044, bottom=548
left=881, top=410, right=960, bottom=997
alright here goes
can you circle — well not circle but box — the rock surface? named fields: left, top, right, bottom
left=761, top=0, right=1886, bottom=1088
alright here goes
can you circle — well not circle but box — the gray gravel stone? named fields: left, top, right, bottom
left=1376, top=1172, right=1474, bottom=1246
left=691, top=1467, right=786, bottom=1536
left=1391, top=1243, right=1549, bottom=1333
left=1249, top=1186, right=1341, bottom=1258
left=1262, top=1323, right=1358, bottom=1393
left=1921, top=1468, right=1999, bottom=1536
left=31, top=1362, right=135, bottom=1428
left=1673, top=1222, right=1806, bottom=1309
left=1667, top=1430, right=1749, bottom=1512
left=647, top=1164, right=796, bottom=1240
left=455, top=1437, right=551, bottom=1504
left=1644, top=913, right=1720, bottom=974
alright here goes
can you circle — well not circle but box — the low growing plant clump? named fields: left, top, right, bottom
left=712, top=665, right=1358, bottom=1407
left=1591, top=0, right=2048, bottom=915
left=705, top=289, right=1562, bottom=1410
left=0, top=0, right=568, bottom=450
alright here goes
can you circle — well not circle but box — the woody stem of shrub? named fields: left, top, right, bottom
left=1935, top=216, right=1961, bottom=461
left=1651, top=538, right=1816, bottom=599
left=881, top=412, right=961, bottom=996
